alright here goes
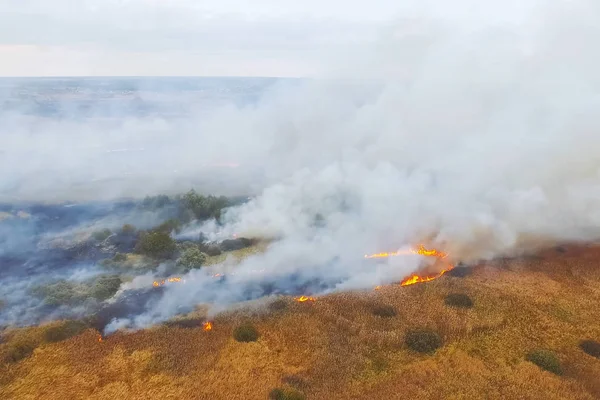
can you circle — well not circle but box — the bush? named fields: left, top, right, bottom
left=282, top=375, right=307, bottom=390
left=219, top=238, right=254, bottom=252
left=141, top=194, right=173, bottom=210
left=176, top=247, right=207, bottom=271
left=198, top=243, right=222, bottom=256
left=43, top=320, right=88, bottom=343
left=372, top=305, right=397, bottom=318
left=269, top=388, right=306, bottom=400
left=405, top=329, right=442, bottom=354
left=4, top=340, right=36, bottom=363
left=92, top=229, right=112, bottom=242
left=89, top=275, right=122, bottom=300
left=447, top=264, right=472, bottom=278
left=526, top=350, right=563, bottom=375
left=233, top=323, right=259, bottom=343
left=32, top=280, right=81, bottom=306
left=268, top=299, right=289, bottom=312
left=444, top=293, right=474, bottom=309
left=180, top=190, right=230, bottom=221
left=579, top=340, right=600, bottom=359
left=135, top=231, right=177, bottom=259
left=121, top=224, right=136, bottom=234
left=153, top=219, right=182, bottom=234
left=112, top=252, right=127, bottom=263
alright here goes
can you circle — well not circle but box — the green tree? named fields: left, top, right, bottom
left=176, top=247, right=207, bottom=272
left=135, top=231, right=177, bottom=259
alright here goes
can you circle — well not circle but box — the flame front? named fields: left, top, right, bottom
left=152, top=277, right=182, bottom=287
left=203, top=321, right=213, bottom=331
left=366, top=244, right=454, bottom=287
left=97, top=334, right=103, bottom=343
left=295, top=296, right=316, bottom=302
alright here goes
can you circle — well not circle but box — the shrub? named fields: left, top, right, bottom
left=372, top=305, right=397, bottom=318
left=268, top=299, right=289, bottom=312
left=121, top=224, right=136, bottom=234
left=112, top=252, right=127, bottom=263
left=4, top=340, right=36, bottom=363
left=154, top=219, right=182, bottom=234
left=135, top=231, right=177, bottom=259
left=281, top=375, right=307, bottom=390
left=92, top=229, right=112, bottom=242
left=43, top=320, right=88, bottom=343
left=579, top=340, right=600, bottom=359
left=526, top=349, right=563, bottom=375
left=176, top=247, right=207, bottom=271
left=198, top=243, right=222, bottom=256
left=447, top=264, right=472, bottom=278
left=180, top=190, right=230, bottom=221
left=233, top=323, right=259, bottom=343
left=269, top=388, right=306, bottom=400
left=32, top=280, right=81, bottom=306
left=89, top=275, right=122, bottom=301
left=405, top=329, right=442, bottom=354
left=219, top=238, right=254, bottom=251
left=444, top=293, right=474, bottom=309
left=141, top=194, right=173, bottom=210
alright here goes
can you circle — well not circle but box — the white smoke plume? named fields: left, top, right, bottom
left=4, top=0, right=600, bottom=331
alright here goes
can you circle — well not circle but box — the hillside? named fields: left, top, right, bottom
left=1, top=243, right=600, bottom=400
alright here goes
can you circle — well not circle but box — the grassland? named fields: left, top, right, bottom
left=1, top=243, right=600, bottom=399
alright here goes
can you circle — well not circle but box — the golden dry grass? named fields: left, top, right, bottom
left=1, top=244, right=600, bottom=399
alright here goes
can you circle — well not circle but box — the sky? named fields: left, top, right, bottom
left=0, top=0, right=402, bottom=77
left=0, top=0, right=542, bottom=77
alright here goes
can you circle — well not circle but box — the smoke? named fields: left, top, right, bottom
left=4, top=0, right=600, bottom=332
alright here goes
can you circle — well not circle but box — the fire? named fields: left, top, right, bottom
left=400, top=268, right=453, bottom=286
left=295, top=296, right=316, bottom=302
left=203, top=321, right=213, bottom=331
left=366, top=244, right=454, bottom=287
left=364, top=249, right=414, bottom=259
left=97, top=334, right=103, bottom=343
left=152, top=277, right=182, bottom=287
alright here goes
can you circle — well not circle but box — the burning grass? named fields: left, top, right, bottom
left=1, top=244, right=600, bottom=399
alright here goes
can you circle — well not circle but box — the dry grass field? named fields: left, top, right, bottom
left=1, top=243, right=600, bottom=399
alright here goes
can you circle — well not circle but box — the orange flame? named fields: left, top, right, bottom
left=366, top=244, right=454, bottom=287
left=203, top=321, right=213, bottom=331
left=295, top=296, right=316, bottom=302
left=400, top=267, right=453, bottom=286
left=97, top=334, right=103, bottom=343
left=152, top=277, right=182, bottom=287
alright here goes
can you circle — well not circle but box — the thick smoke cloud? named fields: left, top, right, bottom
left=4, top=0, right=600, bottom=332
